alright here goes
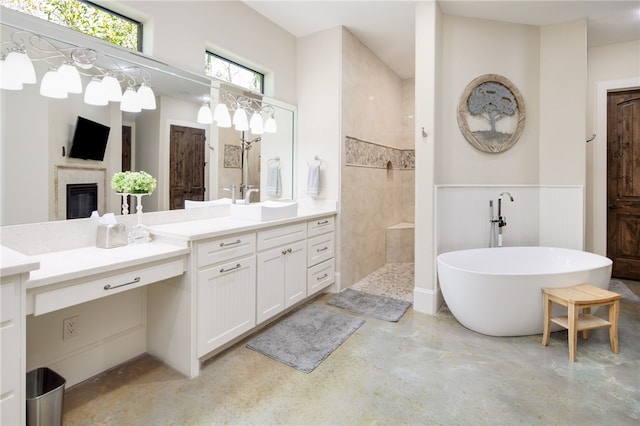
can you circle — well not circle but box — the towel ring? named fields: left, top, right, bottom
left=268, top=157, right=281, bottom=167
left=308, top=155, right=323, bottom=167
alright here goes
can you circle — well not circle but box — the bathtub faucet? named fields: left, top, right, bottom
left=489, top=192, right=514, bottom=247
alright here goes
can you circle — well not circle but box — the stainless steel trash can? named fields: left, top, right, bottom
left=26, top=367, right=65, bottom=426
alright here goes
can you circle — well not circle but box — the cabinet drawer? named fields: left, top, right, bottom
left=197, top=233, right=256, bottom=267
left=32, top=258, right=186, bottom=316
left=307, top=232, right=335, bottom=267
left=257, top=223, right=306, bottom=251
left=308, top=258, right=335, bottom=296
left=307, top=216, right=335, bottom=237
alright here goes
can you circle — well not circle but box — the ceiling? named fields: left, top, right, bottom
left=244, top=1, right=640, bottom=79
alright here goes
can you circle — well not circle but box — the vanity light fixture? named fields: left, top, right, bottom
left=5, top=47, right=36, bottom=85
left=101, top=73, right=123, bottom=102
left=232, top=107, right=249, bottom=131
left=197, top=102, right=213, bottom=124
left=205, top=89, right=277, bottom=134
left=84, top=77, right=108, bottom=106
left=57, top=62, right=82, bottom=94
left=137, top=82, right=156, bottom=109
left=39, top=67, right=68, bottom=99
left=120, top=86, right=141, bottom=112
left=264, top=114, right=277, bottom=134
left=249, top=111, right=264, bottom=134
left=0, top=27, right=156, bottom=111
left=213, top=102, right=232, bottom=127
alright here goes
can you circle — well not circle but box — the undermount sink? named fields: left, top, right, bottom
left=230, top=200, right=298, bottom=221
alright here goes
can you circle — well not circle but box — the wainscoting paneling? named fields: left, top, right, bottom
left=436, top=185, right=583, bottom=254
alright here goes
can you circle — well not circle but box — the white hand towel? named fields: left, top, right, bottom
left=266, top=162, right=281, bottom=196
left=306, top=162, right=320, bottom=197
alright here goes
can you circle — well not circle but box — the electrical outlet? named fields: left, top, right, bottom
left=63, top=315, right=79, bottom=340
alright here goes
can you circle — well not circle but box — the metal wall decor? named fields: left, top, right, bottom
left=457, top=74, right=526, bottom=153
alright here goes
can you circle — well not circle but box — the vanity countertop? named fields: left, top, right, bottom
left=25, top=242, right=190, bottom=289
left=149, top=207, right=337, bottom=241
left=1, top=246, right=41, bottom=277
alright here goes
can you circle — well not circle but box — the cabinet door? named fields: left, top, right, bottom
left=256, top=248, right=286, bottom=324
left=284, top=240, right=307, bottom=308
left=1, top=277, right=21, bottom=426
left=197, top=256, right=256, bottom=357
left=256, top=240, right=307, bottom=325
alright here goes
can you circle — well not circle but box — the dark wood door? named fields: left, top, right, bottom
left=607, top=89, right=640, bottom=280
left=169, top=125, right=206, bottom=210
left=121, top=125, right=132, bottom=171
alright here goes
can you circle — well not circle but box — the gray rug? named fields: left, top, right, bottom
left=246, top=304, right=365, bottom=373
left=610, top=279, right=640, bottom=303
left=327, top=288, right=412, bottom=322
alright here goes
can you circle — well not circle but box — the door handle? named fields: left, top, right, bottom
left=608, top=204, right=620, bottom=209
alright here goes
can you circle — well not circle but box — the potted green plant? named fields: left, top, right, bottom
left=111, top=171, right=157, bottom=194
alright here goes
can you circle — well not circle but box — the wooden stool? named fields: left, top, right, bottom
left=542, top=284, right=621, bottom=361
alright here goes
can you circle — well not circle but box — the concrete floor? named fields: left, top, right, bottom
left=63, top=268, right=639, bottom=425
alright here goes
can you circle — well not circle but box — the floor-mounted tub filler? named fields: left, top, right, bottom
left=436, top=247, right=613, bottom=336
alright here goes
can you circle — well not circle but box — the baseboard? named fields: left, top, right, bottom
left=413, top=286, right=443, bottom=315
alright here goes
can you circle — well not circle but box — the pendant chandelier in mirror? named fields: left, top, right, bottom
left=197, top=89, right=277, bottom=135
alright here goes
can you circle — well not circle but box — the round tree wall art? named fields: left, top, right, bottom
left=457, top=74, right=526, bottom=153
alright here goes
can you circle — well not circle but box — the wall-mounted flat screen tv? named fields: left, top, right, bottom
left=69, top=116, right=110, bottom=161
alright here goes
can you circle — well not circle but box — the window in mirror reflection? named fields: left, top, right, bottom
left=205, top=51, right=264, bottom=94
left=0, top=0, right=142, bottom=50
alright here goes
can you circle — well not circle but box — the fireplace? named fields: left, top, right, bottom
left=66, top=183, right=98, bottom=219
left=55, top=166, right=106, bottom=221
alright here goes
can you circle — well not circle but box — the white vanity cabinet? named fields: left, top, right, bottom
left=256, top=223, right=307, bottom=324
left=1, top=275, right=24, bottom=426
left=196, top=233, right=257, bottom=357
left=307, top=217, right=336, bottom=296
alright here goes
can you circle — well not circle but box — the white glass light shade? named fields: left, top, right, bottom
left=40, top=69, right=68, bottom=99
left=84, top=77, right=108, bottom=106
left=0, top=57, right=23, bottom=90
left=120, top=86, right=141, bottom=112
left=264, top=115, right=277, bottom=133
left=213, top=102, right=231, bottom=127
left=137, top=83, right=156, bottom=109
left=197, top=103, right=213, bottom=124
left=101, top=74, right=122, bottom=102
left=232, top=108, right=249, bottom=131
left=6, top=49, right=36, bottom=84
left=57, top=62, right=82, bottom=94
left=249, top=112, right=264, bottom=135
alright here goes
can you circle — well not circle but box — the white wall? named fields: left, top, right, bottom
left=539, top=19, right=587, bottom=186
left=439, top=15, right=540, bottom=185
left=296, top=27, right=342, bottom=202
left=112, top=0, right=297, bottom=104
left=414, top=2, right=441, bottom=314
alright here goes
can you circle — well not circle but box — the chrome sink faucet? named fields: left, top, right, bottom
left=243, top=186, right=259, bottom=204
left=224, top=184, right=237, bottom=204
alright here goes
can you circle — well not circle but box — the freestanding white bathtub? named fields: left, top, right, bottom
left=436, top=247, right=613, bottom=336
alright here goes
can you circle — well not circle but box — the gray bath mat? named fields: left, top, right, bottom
left=327, top=288, right=412, bottom=322
left=610, top=280, right=640, bottom=303
left=246, top=304, right=365, bottom=373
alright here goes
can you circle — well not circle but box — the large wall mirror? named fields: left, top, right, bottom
left=0, top=9, right=296, bottom=226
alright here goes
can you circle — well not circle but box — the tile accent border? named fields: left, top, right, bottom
left=345, top=136, right=415, bottom=169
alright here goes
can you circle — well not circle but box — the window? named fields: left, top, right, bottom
left=1, top=0, right=142, bottom=51
left=205, top=51, right=264, bottom=94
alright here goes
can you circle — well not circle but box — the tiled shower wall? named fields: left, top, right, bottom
left=340, top=27, right=415, bottom=288
left=341, top=136, right=415, bottom=286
